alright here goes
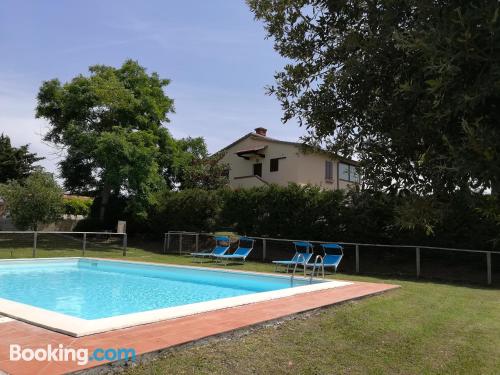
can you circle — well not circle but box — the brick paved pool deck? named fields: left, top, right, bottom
left=0, top=281, right=398, bottom=375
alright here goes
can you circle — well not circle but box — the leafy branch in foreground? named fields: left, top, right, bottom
left=248, top=0, right=500, bottom=195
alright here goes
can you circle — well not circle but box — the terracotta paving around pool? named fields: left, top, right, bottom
left=0, top=281, right=398, bottom=375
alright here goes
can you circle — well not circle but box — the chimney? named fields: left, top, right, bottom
left=254, top=127, right=267, bottom=137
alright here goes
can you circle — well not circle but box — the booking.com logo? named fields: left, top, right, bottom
left=10, top=344, right=136, bottom=366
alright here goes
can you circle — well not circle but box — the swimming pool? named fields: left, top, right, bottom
left=0, top=258, right=351, bottom=336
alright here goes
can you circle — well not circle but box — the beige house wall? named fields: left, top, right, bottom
left=220, top=137, right=297, bottom=186
left=295, top=152, right=355, bottom=190
left=295, top=152, right=336, bottom=190
left=220, top=134, right=357, bottom=190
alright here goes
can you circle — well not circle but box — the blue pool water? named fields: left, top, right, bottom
left=0, top=259, right=314, bottom=319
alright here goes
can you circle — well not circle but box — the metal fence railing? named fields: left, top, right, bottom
left=164, top=231, right=500, bottom=286
left=163, top=231, right=215, bottom=255
left=0, top=231, right=127, bottom=258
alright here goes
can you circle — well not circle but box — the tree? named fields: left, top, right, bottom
left=171, top=137, right=229, bottom=190
left=180, top=157, right=229, bottom=190
left=248, top=1, right=500, bottom=195
left=36, top=60, right=175, bottom=220
left=0, top=171, right=64, bottom=230
left=63, top=196, right=93, bottom=217
left=0, top=134, right=43, bottom=183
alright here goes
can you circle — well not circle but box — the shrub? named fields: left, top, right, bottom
left=149, top=188, right=223, bottom=234
left=73, top=217, right=103, bottom=232
left=108, top=184, right=500, bottom=250
left=63, top=196, right=93, bottom=216
left=0, top=171, right=64, bottom=230
left=220, top=184, right=346, bottom=239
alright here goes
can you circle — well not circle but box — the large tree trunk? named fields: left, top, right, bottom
left=99, top=183, right=111, bottom=222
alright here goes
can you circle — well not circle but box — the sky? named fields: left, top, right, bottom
left=0, top=0, right=304, bottom=174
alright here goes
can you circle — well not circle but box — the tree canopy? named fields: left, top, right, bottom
left=36, top=60, right=229, bottom=222
left=170, top=137, right=229, bottom=190
left=0, top=171, right=64, bottom=230
left=248, top=0, right=500, bottom=195
left=36, top=59, right=176, bottom=219
left=0, top=134, right=42, bottom=183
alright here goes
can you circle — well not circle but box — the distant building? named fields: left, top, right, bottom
left=218, top=127, right=360, bottom=190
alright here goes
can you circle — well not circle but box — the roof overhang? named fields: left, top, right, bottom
left=214, top=132, right=358, bottom=166
left=235, top=146, right=267, bottom=160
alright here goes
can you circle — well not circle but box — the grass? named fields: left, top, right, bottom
left=1, top=242, right=499, bottom=374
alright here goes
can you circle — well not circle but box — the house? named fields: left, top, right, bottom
left=218, top=127, right=360, bottom=190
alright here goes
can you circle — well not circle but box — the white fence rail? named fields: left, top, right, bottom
left=0, top=231, right=127, bottom=257
left=164, top=231, right=499, bottom=285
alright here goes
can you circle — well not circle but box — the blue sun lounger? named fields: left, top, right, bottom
left=214, top=237, right=255, bottom=265
left=307, top=243, right=343, bottom=273
left=272, top=241, right=314, bottom=272
left=191, top=236, right=230, bottom=262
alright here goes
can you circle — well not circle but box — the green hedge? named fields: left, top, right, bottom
left=149, top=189, right=223, bottom=234
left=148, top=184, right=498, bottom=250
left=219, top=185, right=346, bottom=240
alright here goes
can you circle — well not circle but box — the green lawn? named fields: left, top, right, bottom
left=1, top=243, right=499, bottom=374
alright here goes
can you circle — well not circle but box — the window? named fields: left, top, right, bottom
left=253, top=163, right=262, bottom=177
left=270, top=158, right=279, bottom=172
left=351, top=166, right=360, bottom=183
left=325, top=160, right=333, bottom=180
left=339, top=162, right=360, bottom=183
left=339, top=163, right=350, bottom=180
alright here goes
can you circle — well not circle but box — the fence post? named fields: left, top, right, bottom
left=163, top=233, right=168, bottom=254
left=262, top=238, right=267, bottom=261
left=416, top=247, right=421, bottom=278
left=82, top=232, right=87, bottom=257
left=122, top=234, right=127, bottom=256
left=487, top=252, right=492, bottom=285
left=179, top=233, right=183, bottom=255
left=355, top=244, right=360, bottom=273
left=167, top=232, right=171, bottom=253
left=195, top=233, right=199, bottom=252
left=32, top=232, right=37, bottom=258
